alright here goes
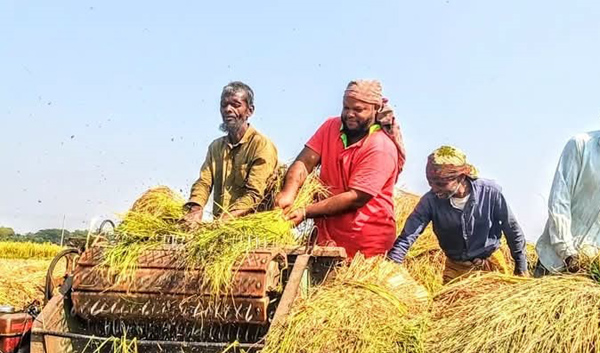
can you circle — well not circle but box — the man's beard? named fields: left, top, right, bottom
left=341, top=118, right=372, bottom=138
left=219, top=118, right=246, bottom=134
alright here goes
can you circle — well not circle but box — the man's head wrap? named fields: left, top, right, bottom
left=426, top=145, right=479, bottom=182
left=344, top=80, right=384, bottom=106
left=375, top=98, right=406, bottom=174
left=343, top=80, right=407, bottom=175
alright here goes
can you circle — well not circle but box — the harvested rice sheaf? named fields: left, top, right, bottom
left=103, top=174, right=328, bottom=294
left=431, top=272, right=526, bottom=310
left=499, top=241, right=539, bottom=275
left=262, top=256, right=429, bottom=353
left=394, top=191, right=445, bottom=294
left=427, top=274, right=600, bottom=353
left=129, top=186, right=186, bottom=219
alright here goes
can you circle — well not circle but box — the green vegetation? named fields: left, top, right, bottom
left=0, top=227, right=88, bottom=245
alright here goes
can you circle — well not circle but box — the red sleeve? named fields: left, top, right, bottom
left=348, top=134, right=398, bottom=197
left=305, top=118, right=337, bottom=156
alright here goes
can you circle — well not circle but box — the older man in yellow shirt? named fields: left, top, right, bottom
left=184, top=82, right=278, bottom=225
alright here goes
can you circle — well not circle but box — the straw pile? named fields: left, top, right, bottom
left=0, top=258, right=51, bottom=309
left=394, top=191, right=446, bottom=294
left=431, top=272, right=527, bottom=309
left=103, top=173, right=328, bottom=294
left=0, top=241, right=63, bottom=259
left=262, top=255, right=429, bottom=353
left=569, top=246, right=600, bottom=282
left=427, top=273, right=600, bottom=353
left=498, top=241, right=538, bottom=275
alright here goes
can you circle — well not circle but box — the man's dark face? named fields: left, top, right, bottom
left=428, top=177, right=463, bottom=199
left=220, top=91, right=253, bottom=133
left=341, top=96, right=377, bottom=137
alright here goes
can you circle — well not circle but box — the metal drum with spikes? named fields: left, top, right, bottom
left=30, top=244, right=347, bottom=353
left=71, top=245, right=287, bottom=326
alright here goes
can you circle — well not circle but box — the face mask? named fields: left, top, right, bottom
left=435, top=180, right=462, bottom=199
left=447, top=181, right=462, bottom=199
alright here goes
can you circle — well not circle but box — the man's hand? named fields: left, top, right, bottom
left=285, top=208, right=306, bottom=226
left=565, top=255, right=581, bottom=273
left=183, top=206, right=204, bottom=228
left=514, top=270, right=529, bottom=277
left=275, top=191, right=295, bottom=214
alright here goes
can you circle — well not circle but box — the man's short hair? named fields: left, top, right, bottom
left=222, top=81, right=254, bottom=108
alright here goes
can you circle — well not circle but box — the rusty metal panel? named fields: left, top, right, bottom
left=271, top=254, right=310, bottom=327
left=74, top=247, right=286, bottom=300
left=283, top=245, right=347, bottom=259
left=31, top=293, right=78, bottom=353
left=72, top=266, right=281, bottom=297
left=71, top=292, right=269, bottom=325
left=77, top=246, right=185, bottom=268
left=78, top=246, right=286, bottom=272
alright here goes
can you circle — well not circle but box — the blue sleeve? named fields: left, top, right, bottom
left=387, top=195, right=433, bottom=263
left=495, top=191, right=527, bottom=273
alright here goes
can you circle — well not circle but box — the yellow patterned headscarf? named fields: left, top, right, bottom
left=426, top=146, right=479, bottom=182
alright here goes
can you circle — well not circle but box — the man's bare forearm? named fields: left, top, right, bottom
left=281, top=160, right=309, bottom=197
left=306, top=190, right=371, bottom=219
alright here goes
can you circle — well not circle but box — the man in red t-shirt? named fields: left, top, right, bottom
left=275, top=80, right=405, bottom=258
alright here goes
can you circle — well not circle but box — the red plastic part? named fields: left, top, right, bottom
left=0, top=313, right=33, bottom=353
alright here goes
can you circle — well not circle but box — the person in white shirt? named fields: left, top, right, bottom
left=535, top=130, right=600, bottom=276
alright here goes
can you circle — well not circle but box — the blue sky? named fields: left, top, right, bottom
left=1, top=1, right=599, bottom=241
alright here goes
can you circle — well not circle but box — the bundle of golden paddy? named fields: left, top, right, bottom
left=393, top=190, right=538, bottom=295
left=262, top=255, right=430, bottom=353
left=102, top=173, right=328, bottom=294
left=427, top=272, right=600, bottom=353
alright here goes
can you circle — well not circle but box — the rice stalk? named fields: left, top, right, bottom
left=256, top=164, right=289, bottom=212
left=427, top=274, right=600, bottom=353
left=394, top=190, right=445, bottom=294
left=185, top=172, right=329, bottom=293
left=101, top=174, right=328, bottom=294
left=431, top=272, right=526, bottom=311
left=129, top=186, right=185, bottom=219
left=82, top=330, right=138, bottom=353
left=262, top=255, right=429, bottom=353
left=499, top=241, right=539, bottom=276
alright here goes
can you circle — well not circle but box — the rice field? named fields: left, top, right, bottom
left=0, top=241, right=63, bottom=259
left=0, top=258, right=51, bottom=308
left=0, top=241, right=64, bottom=308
